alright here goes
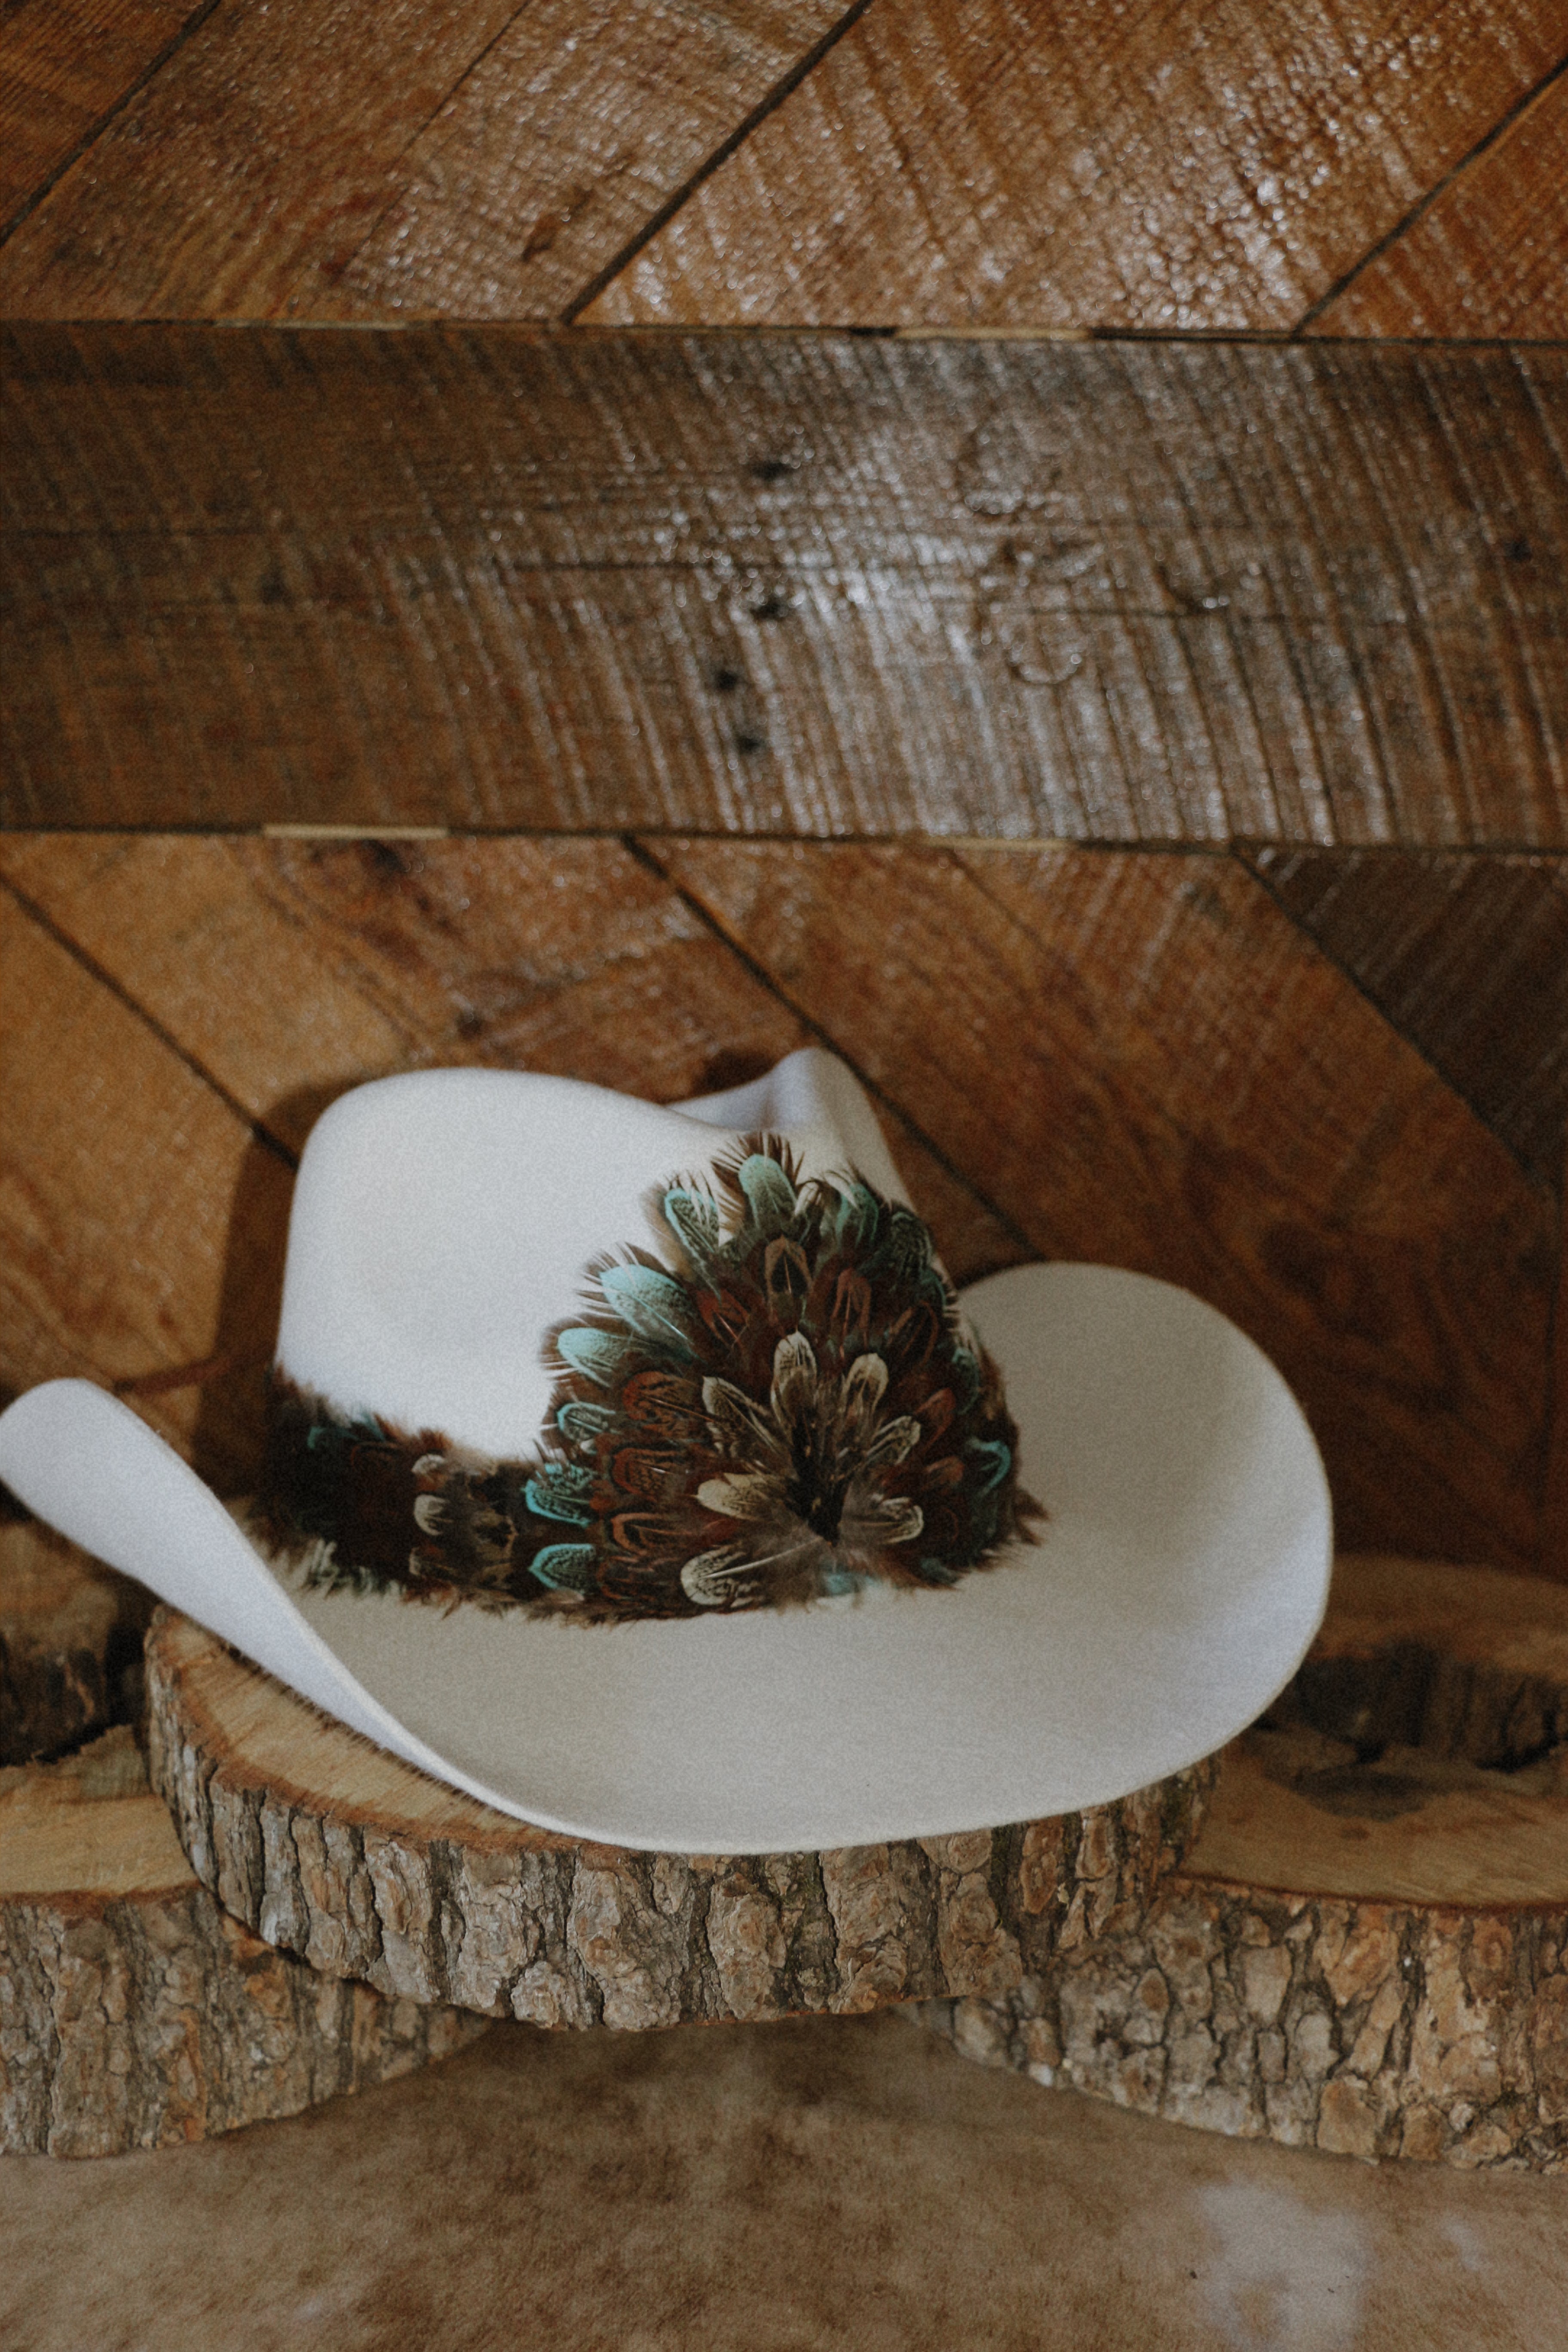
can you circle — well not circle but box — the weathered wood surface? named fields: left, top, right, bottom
left=2, top=832, right=1556, bottom=1575
left=920, top=1556, right=1568, bottom=2171
left=145, top=1607, right=1216, bottom=2029
left=0, top=0, right=853, bottom=321
left=585, top=0, right=1568, bottom=330
left=0, top=0, right=1561, bottom=339
left=1244, top=848, right=1568, bottom=1192
left=655, top=838, right=1558, bottom=1571
left=0, top=1519, right=152, bottom=1767
left=0, top=881, right=291, bottom=1498
left=0, top=0, right=212, bottom=235
left=0, top=1723, right=487, bottom=2157
left=5, top=330, right=1566, bottom=843
left=1312, top=70, right=1568, bottom=340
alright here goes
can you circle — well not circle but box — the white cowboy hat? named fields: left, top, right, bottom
left=0, top=1048, right=1329, bottom=1853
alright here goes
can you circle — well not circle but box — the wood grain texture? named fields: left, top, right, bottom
left=1312, top=70, right=1568, bottom=338
left=585, top=0, right=1568, bottom=329
left=0, top=833, right=819, bottom=1146
left=1244, top=849, right=1568, bottom=1190
left=145, top=1606, right=1216, bottom=2029
left=0, top=831, right=1020, bottom=1283
left=650, top=839, right=1558, bottom=1572
left=0, top=883, right=290, bottom=1496
left=323, top=0, right=854, bottom=325
left=0, top=0, right=849, bottom=320
left=0, top=1723, right=487, bottom=2158
left=0, top=0, right=212, bottom=234
left=921, top=1555, right=1568, bottom=2171
left=5, top=328, right=1565, bottom=843
left=0, top=1520, right=151, bottom=1767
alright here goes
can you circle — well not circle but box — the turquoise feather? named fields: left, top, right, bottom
left=737, top=1153, right=797, bottom=1233
left=964, top=1438, right=1013, bottom=1493
left=524, top=1465, right=596, bottom=1525
left=557, top=1400, right=618, bottom=1450
left=833, top=1182, right=878, bottom=1251
left=557, top=1327, right=628, bottom=1387
left=529, top=1543, right=597, bottom=1592
left=663, top=1186, right=722, bottom=1268
left=598, top=1263, right=696, bottom=1353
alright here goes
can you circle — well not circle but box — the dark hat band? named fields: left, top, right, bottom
left=256, top=1141, right=1040, bottom=1625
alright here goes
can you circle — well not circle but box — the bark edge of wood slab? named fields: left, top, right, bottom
left=144, top=1606, right=1217, bottom=2030
left=0, top=1725, right=488, bottom=2158
left=916, top=1557, right=1568, bottom=2171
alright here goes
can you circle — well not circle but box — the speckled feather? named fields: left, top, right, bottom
left=259, top=1139, right=1041, bottom=1624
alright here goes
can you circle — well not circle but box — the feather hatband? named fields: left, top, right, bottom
left=257, top=1140, right=1041, bottom=1624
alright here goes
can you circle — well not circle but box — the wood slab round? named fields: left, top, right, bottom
left=919, top=1556, right=1568, bottom=2171
left=145, top=1606, right=1216, bottom=2031
left=0, top=1724, right=489, bottom=2158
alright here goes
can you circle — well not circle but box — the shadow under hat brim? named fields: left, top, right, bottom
left=0, top=1263, right=1330, bottom=1854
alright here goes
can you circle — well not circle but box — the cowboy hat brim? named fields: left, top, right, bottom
left=0, top=1260, right=1329, bottom=1854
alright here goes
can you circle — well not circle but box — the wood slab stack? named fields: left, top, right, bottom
left=0, top=1529, right=486, bottom=2156
left=919, top=1557, right=1568, bottom=2170
left=143, top=1608, right=1216, bottom=2030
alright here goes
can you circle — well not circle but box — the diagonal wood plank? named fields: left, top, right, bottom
left=0, top=831, right=1021, bottom=1305
left=1243, top=849, right=1568, bottom=1190
left=0, top=0, right=217, bottom=236
left=0, top=0, right=851, bottom=320
left=5, top=328, right=1565, bottom=842
left=325, top=0, right=859, bottom=324
left=1308, top=69, right=1568, bottom=339
left=647, top=838, right=1557, bottom=1574
left=584, top=0, right=1567, bottom=330
left=0, top=882, right=291, bottom=1495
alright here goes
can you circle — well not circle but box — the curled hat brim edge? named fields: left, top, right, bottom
left=0, top=1262, right=1332, bottom=1855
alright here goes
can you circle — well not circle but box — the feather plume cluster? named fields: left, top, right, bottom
left=260, top=1140, right=1040, bottom=1624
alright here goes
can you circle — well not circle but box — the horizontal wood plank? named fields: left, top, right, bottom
left=584, top=0, right=1567, bottom=330
left=649, top=838, right=1557, bottom=1573
left=1243, top=849, right=1568, bottom=1189
left=4, top=328, right=1565, bottom=842
left=1311, top=71, right=1568, bottom=339
left=0, top=0, right=849, bottom=321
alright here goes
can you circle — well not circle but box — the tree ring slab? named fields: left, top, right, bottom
left=0, top=1724, right=488, bottom=2157
left=144, top=1606, right=1216, bottom=2031
left=918, top=1557, right=1568, bottom=2171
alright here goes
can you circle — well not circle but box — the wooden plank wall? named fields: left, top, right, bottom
left=4, top=329, right=1565, bottom=839
left=1, top=1, right=1565, bottom=1588
left=1, top=0, right=1562, bottom=330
